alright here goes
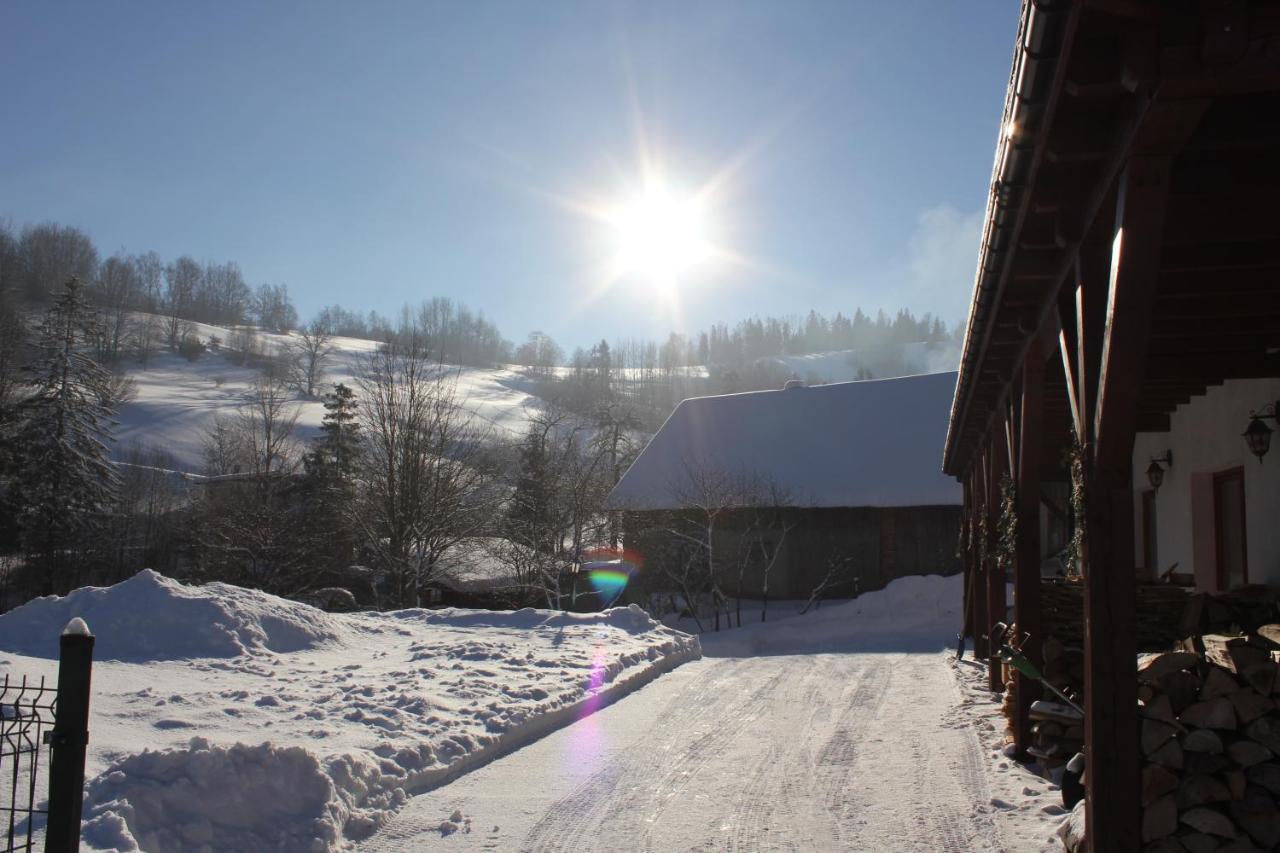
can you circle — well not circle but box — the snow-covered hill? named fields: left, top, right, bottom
left=759, top=340, right=960, bottom=385
left=0, top=571, right=700, bottom=851
left=111, top=319, right=543, bottom=471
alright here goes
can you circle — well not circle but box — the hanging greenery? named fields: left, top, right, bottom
left=956, top=511, right=970, bottom=561
left=997, top=474, right=1017, bottom=574
left=1061, top=440, right=1086, bottom=578
left=976, top=512, right=990, bottom=571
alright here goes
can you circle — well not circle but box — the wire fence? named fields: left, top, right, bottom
left=0, top=675, right=57, bottom=852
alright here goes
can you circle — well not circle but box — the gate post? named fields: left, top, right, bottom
left=45, top=618, right=94, bottom=853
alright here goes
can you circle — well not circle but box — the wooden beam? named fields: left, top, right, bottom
left=1078, top=248, right=1110, bottom=445
left=1014, top=349, right=1046, bottom=759
left=1150, top=316, right=1280, bottom=338
left=972, top=460, right=989, bottom=662
left=1084, top=155, right=1175, bottom=853
left=961, top=475, right=974, bottom=654
left=1058, top=283, right=1086, bottom=442
left=986, top=441, right=1006, bottom=693
left=1096, top=157, right=1176, bottom=465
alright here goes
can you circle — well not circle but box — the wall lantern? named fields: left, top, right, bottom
left=1244, top=401, right=1279, bottom=463
left=1146, top=450, right=1173, bottom=490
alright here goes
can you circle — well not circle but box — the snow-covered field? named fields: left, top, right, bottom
left=113, top=319, right=544, bottom=470
left=0, top=571, right=700, bottom=851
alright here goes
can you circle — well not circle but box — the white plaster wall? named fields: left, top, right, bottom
left=1133, top=377, right=1280, bottom=590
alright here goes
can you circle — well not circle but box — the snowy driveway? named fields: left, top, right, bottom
left=361, top=650, right=1008, bottom=852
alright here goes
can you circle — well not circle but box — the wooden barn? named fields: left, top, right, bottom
left=608, top=371, right=963, bottom=602
left=944, top=1, right=1280, bottom=849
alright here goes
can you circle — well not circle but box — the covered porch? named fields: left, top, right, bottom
left=943, top=0, right=1280, bottom=849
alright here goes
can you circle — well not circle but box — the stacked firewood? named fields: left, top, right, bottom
left=1139, top=628, right=1280, bottom=851
left=1023, top=635, right=1084, bottom=767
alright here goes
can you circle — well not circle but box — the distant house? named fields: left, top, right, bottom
left=607, top=371, right=963, bottom=601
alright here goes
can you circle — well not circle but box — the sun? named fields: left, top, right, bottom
left=608, top=186, right=711, bottom=286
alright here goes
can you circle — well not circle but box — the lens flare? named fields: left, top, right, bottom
left=587, top=569, right=632, bottom=605
left=579, top=550, right=641, bottom=608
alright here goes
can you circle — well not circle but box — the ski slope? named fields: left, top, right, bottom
left=111, top=319, right=544, bottom=471
left=360, top=575, right=1066, bottom=851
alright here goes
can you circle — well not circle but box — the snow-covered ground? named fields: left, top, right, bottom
left=358, top=574, right=1067, bottom=851
left=0, top=571, right=700, bottom=851
left=112, top=319, right=544, bottom=470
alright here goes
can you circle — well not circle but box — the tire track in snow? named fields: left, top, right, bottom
left=816, top=655, right=894, bottom=845
left=725, top=656, right=859, bottom=852
left=830, top=654, right=1004, bottom=852
left=523, top=659, right=778, bottom=852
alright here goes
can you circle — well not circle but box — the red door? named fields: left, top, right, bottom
left=1214, top=468, right=1248, bottom=590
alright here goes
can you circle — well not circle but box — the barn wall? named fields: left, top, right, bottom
left=622, top=505, right=962, bottom=602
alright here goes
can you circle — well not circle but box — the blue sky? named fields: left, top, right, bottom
left=2, top=2, right=1016, bottom=350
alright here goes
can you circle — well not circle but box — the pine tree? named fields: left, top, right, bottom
left=301, top=383, right=363, bottom=584
left=307, top=383, right=361, bottom=479
left=507, top=423, right=555, bottom=553
left=12, top=278, right=121, bottom=592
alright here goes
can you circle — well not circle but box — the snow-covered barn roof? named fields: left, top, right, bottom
left=607, top=371, right=962, bottom=511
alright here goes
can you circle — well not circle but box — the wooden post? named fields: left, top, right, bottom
left=1014, top=354, right=1045, bottom=757
left=986, top=439, right=1006, bottom=693
left=960, top=476, right=974, bottom=656
left=1081, top=156, right=1171, bottom=853
left=972, top=463, right=989, bottom=662
left=47, top=619, right=95, bottom=853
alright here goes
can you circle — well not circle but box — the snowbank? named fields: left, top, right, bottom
left=82, top=738, right=351, bottom=852
left=0, top=570, right=343, bottom=661
left=700, top=572, right=964, bottom=656
left=0, top=572, right=699, bottom=850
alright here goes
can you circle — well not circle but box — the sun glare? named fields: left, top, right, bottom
left=609, top=187, right=711, bottom=286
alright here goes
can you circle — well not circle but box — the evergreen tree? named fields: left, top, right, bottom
left=11, top=277, right=120, bottom=592
left=301, top=383, right=363, bottom=586
left=507, top=423, right=555, bottom=553
left=307, top=383, right=361, bottom=479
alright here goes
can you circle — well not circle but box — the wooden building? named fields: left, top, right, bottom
left=609, top=372, right=963, bottom=601
left=943, top=1, right=1280, bottom=849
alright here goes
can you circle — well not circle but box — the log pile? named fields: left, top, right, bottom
left=1139, top=630, right=1280, bottom=851
left=1023, top=580, right=1193, bottom=769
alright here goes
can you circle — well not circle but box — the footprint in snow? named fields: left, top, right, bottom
left=153, top=719, right=195, bottom=730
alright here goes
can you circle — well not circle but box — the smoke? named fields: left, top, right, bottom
left=901, top=203, right=983, bottom=329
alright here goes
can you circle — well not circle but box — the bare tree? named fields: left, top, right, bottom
left=737, top=484, right=793, bottom=625
left=193, top=377, right=307, bottom=594
left=163, top=256, right=200, bottom=349
left=18, top=223, right=98, bottom=303
left=91, top=254, right=141, bottom=362
left=354, top=333, right=498, bottom=607
left=289, top=321, right=334, bottom=398
left=239, top=375, right=301, bottom=479
left=642, top=464, right=797, bottom=631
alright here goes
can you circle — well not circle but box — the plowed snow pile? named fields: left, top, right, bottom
left=0, top=572, right=700, bottom=851
left=0, top=570, right=343, bottom=660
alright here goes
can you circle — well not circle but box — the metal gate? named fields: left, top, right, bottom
left=0, top=621, right=94, bottom=853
